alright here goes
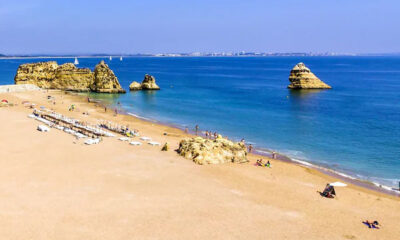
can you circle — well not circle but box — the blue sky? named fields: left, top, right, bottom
left=0, top=0, right=399, bottom=54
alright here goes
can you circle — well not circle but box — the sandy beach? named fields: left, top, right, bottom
left=0, top=89, right=399, bottom=240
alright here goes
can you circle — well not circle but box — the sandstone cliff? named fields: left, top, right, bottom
left=14, top=60, right=126, bottom=93
left=92, top=61, right=125, bottom=93
left=177, top=137, right=248, bottom=165
left=288, top=62, right=331, bottom=89
left=129, top=74, right=160, bottom=91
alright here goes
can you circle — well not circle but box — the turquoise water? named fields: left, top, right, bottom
left=1, top=57, right=399, bottom=188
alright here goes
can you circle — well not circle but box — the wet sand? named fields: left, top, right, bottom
left=0, top=89, right=399, bottom=240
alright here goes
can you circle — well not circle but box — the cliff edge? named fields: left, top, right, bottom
left=14, top=60, right=125, bottom=93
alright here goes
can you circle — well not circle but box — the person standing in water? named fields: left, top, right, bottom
left=248, top=144, right=253, bottom=153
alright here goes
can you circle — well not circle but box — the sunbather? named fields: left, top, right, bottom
left=256, top=159, right=264, bottom=166
left=363, top=220, right=380, bottom=229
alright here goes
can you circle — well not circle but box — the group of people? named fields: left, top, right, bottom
left=99, top=122, right=138, bottom=137
left=255, top=159, right=271, bottom=168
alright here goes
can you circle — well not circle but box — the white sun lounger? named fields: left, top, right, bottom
left=140, top=137, right=151, bottom=141
left=84, top=138, right=100, bottom=145
left=119, top=137, right=130, bottom=141
left=37, top=125, right=50, bottom=132
left=129, top=141, right=142, bottom=146
left=148, top=141, right=160, bottom=146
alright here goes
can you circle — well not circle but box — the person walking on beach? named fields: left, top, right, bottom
left=248, top=144, right=253, bottom=153
left=214, top=132, right=218, bottom=140
left=114, top=108, right=118, bottom=116
left=272, top=152, right=277, bottom=159
left=205, top=131, right=209, bottom=139
left=104, top=106, right=107, bottom=112
left=195, top=125, right=199, bottom=135
left=185, top=127, right=189, bottom=134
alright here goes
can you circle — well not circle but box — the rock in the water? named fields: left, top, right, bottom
left=129, top=74, right=160, bottom=91
left=177, top=137, right=248, bottom=165
left=14, top=60, right=126, bottom=93
left=92, top=61, right=126, bottom=93
left=129, top=81, right=142, bottom=90
left=288, top=62, right=331, bottom=89
left=141, top=74, right=160, bottom=90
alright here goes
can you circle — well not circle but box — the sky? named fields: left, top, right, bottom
left=0, top=0, right=399, bottom=54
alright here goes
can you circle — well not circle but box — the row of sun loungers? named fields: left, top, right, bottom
left=30, top=108, right=160, bottom=147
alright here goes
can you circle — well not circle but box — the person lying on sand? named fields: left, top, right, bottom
left=256, top=159, right=264, bottom=166
left=363, top=220, right=380, bottom=229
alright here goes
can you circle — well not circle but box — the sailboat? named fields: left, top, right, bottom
left=120, top=56, right=123, bottom=61
left=109, top=56, right=112, bottom=61
left=74, top=57, right=79, bottom=65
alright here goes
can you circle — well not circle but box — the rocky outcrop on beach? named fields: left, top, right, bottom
left=14, top=60, right=126, bottom=93
left=177, top=137, right=248, bottom=165
left=92, top=61, right=125, bottom=93
left=129, top=74, right=160, bottom=91
left=288, top=62, right=331, bottom=89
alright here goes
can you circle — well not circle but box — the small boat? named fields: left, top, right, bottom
left=120, top=56, right=123, bottom=61
left=74, top=57, right=79, bottom=65
left=109, top=56, right=112, bottom=61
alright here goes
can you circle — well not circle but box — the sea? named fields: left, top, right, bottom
left=1, top=56, right=399, bottom=189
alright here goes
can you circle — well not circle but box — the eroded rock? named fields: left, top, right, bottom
left=288, top=62, right=331, bottom=89
left=177, top=137, right=248, bottom=165
left=129, top=74, right=160, bottom=91
left=14, top=60, right=126, bottom=93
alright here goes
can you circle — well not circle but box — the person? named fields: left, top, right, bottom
left=214, top=132, right=217, bottom=139
left=272, top=152, right=277, bottom=159
left=185, top=127, right=189, bottom=133
left=114, top=108, right=118, bottom=116
left=195, top=125, right=199, bottom=135
left=104, top=106, right=107, bottom=112
left=363, top=220, right=380, bottom=229
left=256, top=159, right=263, bottom=166
left=248, top=144, right=253, bottom=153
left=161, top=142, right=169, bottom=151
left=241, top=138, right=245, bottom=144
left=205, top=131, right=209, bottom=139
left=87, top=97, right=90, bottom=103
left=265, top=160, right=271, bottom=168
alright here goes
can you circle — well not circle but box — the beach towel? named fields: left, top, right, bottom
left=140, top=137, right=151, bottom=141
left=129, top=141, right=142, bottom=146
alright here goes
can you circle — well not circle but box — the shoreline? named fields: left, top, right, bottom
left=1, top=88, right=400, bottom=239
left=68, top=91, right=400, bottom=197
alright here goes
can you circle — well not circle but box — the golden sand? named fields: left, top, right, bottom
left=0, top=90, right=399, bottom=240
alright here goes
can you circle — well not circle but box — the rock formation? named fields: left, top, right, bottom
left=129, top=74, right=160, bottom=91
left=14, top=60, right=126, bottom=93
left=129, top=81, right=142, bottom=91
left=177, top=137, right=248, bottom=165
left=92, top=61, right=125, bottom=93
left=288, top=62, right=331, bottom=89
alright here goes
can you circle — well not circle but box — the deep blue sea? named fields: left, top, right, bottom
left=1, top=57, right=399, bottom=188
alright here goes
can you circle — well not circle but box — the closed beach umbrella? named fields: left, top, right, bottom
left=329, top=182, right=347, bottom=187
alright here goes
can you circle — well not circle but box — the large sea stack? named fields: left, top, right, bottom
left=129, top=74, right=160, bottom=91
left=14, top=60, right=125, bottom=93
left=288, top=62, right=331, bottom=89
left=91, top=61, right=125, bottom=93
left=177, top=137, right=248, bottom=165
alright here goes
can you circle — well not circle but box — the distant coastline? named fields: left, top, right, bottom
left=1, top=52, right=400, bottom=59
